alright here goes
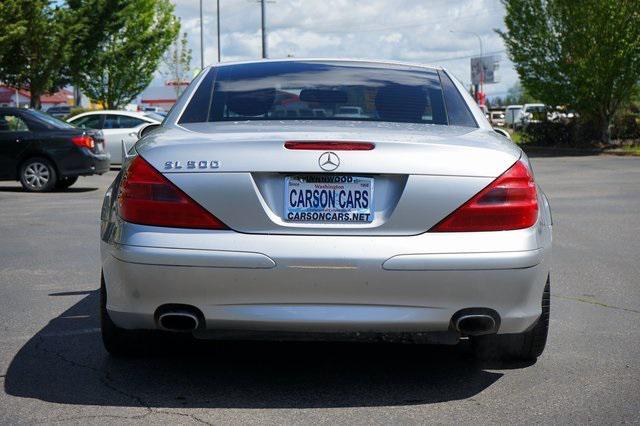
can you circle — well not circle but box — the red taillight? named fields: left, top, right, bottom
left=431, top=160, right=538, bottom=232
left=71, top=135, right=95, bottom=149
left=284, top=141, right=375, bottom=150
left=118, top=156, right=229, bottom=230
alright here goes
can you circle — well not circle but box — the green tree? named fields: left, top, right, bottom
left=162, top=31, right=192, bottom=99
left=0, top=1, right=76, bottom=109
left=503, top=82, right=538, bottom=106
left=66, top=0, right=121, bottom=93
left=499, top=0, right=640, bottom=143
left=75, top=0, right=180, bottom=109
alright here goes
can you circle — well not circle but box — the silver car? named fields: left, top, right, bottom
left=100, top=59, right=552, bottom=360
left=68, top=110, right=163, bottom=164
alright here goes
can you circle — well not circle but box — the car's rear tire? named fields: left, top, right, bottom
left=55, top=176, right=78, bottom=190
left=473, top=276, right=550, bottom=361
left=100, top=274, right=150, bottom=357
left=19, top=157, right=57, bottom=192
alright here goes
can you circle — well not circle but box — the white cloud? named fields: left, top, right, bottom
left=379, top=33, right=402, bottom=44
left=159, top=0, right=518, bottom=98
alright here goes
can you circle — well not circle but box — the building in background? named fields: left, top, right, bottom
left=139, top=79, right=190, bottom=112
left=139, top=85, right=175, bottom=111
left=0, top=85, right=73, bottom=110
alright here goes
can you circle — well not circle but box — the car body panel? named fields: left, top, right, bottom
left=138, top=121, right=519, bottom=177
left=137, top=121, right=521, bottom=235
left=101, top=219, right=551, bottom=334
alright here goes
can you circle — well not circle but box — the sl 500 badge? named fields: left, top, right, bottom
left=164, top=160, right=220, bottom=170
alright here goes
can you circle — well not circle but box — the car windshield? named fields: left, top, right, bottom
left=30, top=110, right=76, bottom=129
left=180, top=61, right=477, bottom=127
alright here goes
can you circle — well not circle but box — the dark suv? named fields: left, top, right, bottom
left=0, top=108, right=110, bottom=191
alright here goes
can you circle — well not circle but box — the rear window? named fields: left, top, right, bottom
left=29, top=110, right=75, bottom=129
left=180, top=61, right=477, bottom=127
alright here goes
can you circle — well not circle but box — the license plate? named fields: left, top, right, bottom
left=284, top=175, right=374, bottom=223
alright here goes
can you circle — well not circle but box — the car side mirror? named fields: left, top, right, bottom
left=137, top=123, right=161, bottom=140
left=493, top=127, right=511, bottom=140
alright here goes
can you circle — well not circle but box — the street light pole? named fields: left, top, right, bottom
left=199, top=0, right=204, bottom=69
left=217, top=0, right=221, bottom=62
left=260, top=0, right=267, bottom=58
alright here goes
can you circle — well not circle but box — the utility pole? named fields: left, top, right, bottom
left=249, top=0, right=273, bottom=58
left=260, top=0, right=267, bottom=58
left=217, top=0, right=221, bottom=62
left=199, top=0, right=204, bottom=69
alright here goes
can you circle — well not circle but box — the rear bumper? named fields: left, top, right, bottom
left=101, top=221, right=552, bottom=336
left=59, top=150, right=110, bottom=177
left=90, top=152, right=111, bottom=175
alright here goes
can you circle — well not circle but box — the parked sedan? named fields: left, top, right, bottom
left=100, top=59, right=552, bottom=361
left=0, top=107, right=109, bottom=191
left=68, top=110, right=162, bottom=164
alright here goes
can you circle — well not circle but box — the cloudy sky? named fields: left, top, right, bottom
left=160, top=0, right=517, bottom=98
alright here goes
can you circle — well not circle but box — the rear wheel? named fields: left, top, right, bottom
left=100, top=274, right=150, bottom=357
left=55, top=176, right=78, bottom=190
left=473, top=276, right=550, bottom=361
left=19, top=157, right=57, bottom=192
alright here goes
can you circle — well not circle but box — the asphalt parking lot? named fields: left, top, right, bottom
left=0, top=156, right=639, bottom=424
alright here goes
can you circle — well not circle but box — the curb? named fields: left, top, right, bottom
left=520, top=146, right=640, bottom=157
left=520, top=146, right=602, bottom=157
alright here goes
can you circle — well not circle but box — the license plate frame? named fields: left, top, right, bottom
left=284, top=175, right=374, bottom=223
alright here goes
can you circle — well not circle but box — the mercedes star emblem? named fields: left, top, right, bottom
left=318, top=152, right=340, bottom=171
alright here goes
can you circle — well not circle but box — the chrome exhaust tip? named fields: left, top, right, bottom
left=158, top=312, right=199, bottom=332
left=454, top=314, right=498, bottom=336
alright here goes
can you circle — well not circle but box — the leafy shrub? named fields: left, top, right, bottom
left=521, top=121, right=577, bottom=146
left=611, top=113, right=640, bottom=140
left=522, top=111, right=639, bottom=146
left=66, top=107, right=94, bottom=120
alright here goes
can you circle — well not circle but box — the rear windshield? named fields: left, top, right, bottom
left=179, top=61, right=477, bottom=127
left=30, top=110, right=75, bottom=129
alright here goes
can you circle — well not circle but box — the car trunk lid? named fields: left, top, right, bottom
left=136, top=121, right=521, bottom=236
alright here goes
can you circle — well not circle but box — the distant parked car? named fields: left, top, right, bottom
left=67, top=110, right=162, bottom=164
left=0, top=107, right=109, bottom=191
left=504, top=105, right=523, bottom=127
left=46, top=105, right=71, bottom=119
left=490, top=110, right=506, bottom=127
left=519, top=103, right=547, bottom=128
